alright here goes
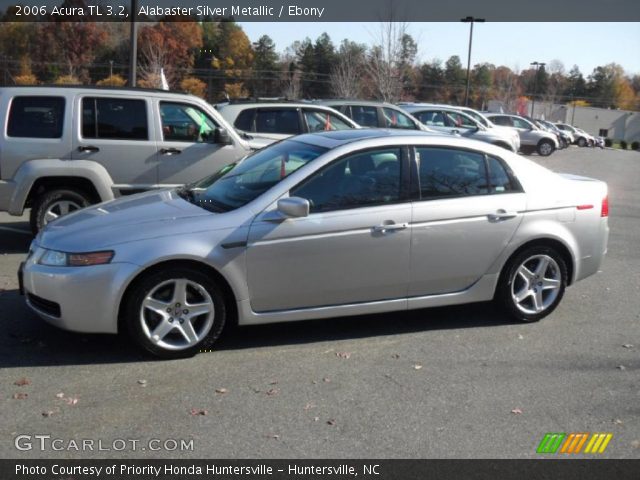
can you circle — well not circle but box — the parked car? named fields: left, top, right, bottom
left=574, top=127, right=596, bottom=147
left=444, top=105, right=521, bottom=152
left=401, top=104, right=518, bottom=152
left=485, top=113, right=559, bottom=156
left=314, top=100, right=430, bottom=131
left=216, top=101, right=359, bottom=143
left=537, top=119, right=573, bottom=148
left=0, top=86, right=254, bottom=233
left=555, top=123, right=592, bottom=147
left=21, top=129, right=609, bottom=358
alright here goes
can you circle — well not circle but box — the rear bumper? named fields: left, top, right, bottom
left=575, top=219, right=609, bottom=283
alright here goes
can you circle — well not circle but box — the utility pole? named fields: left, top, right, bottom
left=461, top=16, right=485, bottom=107
left=530, top=61, right=545, bottom=118
left=129, top=0, right=138, bottom=87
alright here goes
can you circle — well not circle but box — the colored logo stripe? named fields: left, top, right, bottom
left=560, top=433, right=589, bottom=454
left=584, top=433, right=613, bottom=454
left=537, top=433, right=566, bottom=453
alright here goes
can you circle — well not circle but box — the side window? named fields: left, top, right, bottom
left=234, top=109, right=255, bottom=132
left=415, top=110, right=445, bottom=127
left=490, top=116, right=512, bottom=127
left=382, top=108, right=416, bottom=129
left=255, top=109, right=300, bottom=135
left=445, top=112, right=476, bottom=129
left=512, top=117, right=532, bottom=129
left=82, top=97, right=148, bottom=140
left=303, top=109, right=353, bottom=132
left=292, top=148, right=402, bottom=213
left=487, top=156, right=518, bottom=194
left=160, top=102, right=219, bottom=143
left=417, top=147, right=489, bottom=199
left=349, top=105, right=378, bottom=127
left=7, top=96, right=65, bottom=138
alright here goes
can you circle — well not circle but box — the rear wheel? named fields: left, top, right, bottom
left=495, top=246, right=568, bottom=322
left=537, top=139, right=555, bottom=156
left=577, top=137, right=587, bottom=147
left=30, top=188, right=91, bottom=234
left=124, top=267, right=227, bottom=359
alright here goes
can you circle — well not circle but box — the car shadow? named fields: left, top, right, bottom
left=0, top=288, right=519, bottom=368
left=0, top=220, right=32, bottom=254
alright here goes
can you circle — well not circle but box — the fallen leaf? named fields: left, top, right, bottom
left=391, top=354, right=400, bottom=359
left=313, top=417, right=320, bottom=422
left=517, top=334, right=524, bottom=340
left=64, top=397, right=79, bottom=406
left=511, top=408, right=523, bottom=415
left=265, top=434, right=280, bottom=440
left=269, top=380, right=278, bottom=385
left=266, top=388, right=280, bottom=396
left=137, top=379, right=147, bottom=386
left=190, top=408, right=208, bottom=416
left=336, top=352, right=351, bottom=359
left=303, top=403, right=315, bottom=411
left=617, top=365, right=626, bottom=371
left=613, top=419, right=624, bottom=425
left=414, top=364, right=423, bottom=370
left=327, top=419, right=337, bottom=426
left=55, top=393, right=65, bottom=399
left=622, top=344, right=634, bottom=349
left=323, top=377, right=331, bottom=383
left=42, top=410, right=56, bottom=417
left=12, top=393, right=28, bottom=400
left=215, top=388, right=228, bottom=394
left=14, top=378, right=30, bottom=387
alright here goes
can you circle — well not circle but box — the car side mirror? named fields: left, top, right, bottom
left=278, top=197, right=310, bottom=218
left=214, top=128, right=232, bottom=145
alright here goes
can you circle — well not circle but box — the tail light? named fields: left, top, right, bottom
left=601, top=195, right=609, bottom=217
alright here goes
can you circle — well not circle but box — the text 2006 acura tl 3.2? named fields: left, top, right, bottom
left=19, top=130, right=609, bottom=358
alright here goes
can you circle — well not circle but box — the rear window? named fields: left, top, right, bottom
left=82, top=97, right=148, bottom=140
left=234, top=109, right=255, bottom=131
left=255, top=109, right=300, bottom=135
left=7, top=96, right=65, bottom=138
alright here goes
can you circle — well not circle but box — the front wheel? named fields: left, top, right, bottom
left=30, top=188, right=91, bottom=234
left=577, top=137, right=587, bottom=147
left=537, top=139, right=555, bottom=156
left=495, top=246, right=568, bottom=322
left=124, top=267, right=227, bottom=359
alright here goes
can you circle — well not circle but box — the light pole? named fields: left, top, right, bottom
left=461, top=16, right=485, bottom=107
left=530, top=61, right=546, bottom=118
left=129, top=0, right=138, bottom=87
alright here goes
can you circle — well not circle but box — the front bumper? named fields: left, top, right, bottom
left=21, top=258, right=139, bottom=334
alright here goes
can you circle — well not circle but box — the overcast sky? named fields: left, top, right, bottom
left=239, top=22, right=640, bottom=76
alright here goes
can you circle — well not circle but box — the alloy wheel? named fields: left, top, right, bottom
left=511, top=254, right=562, bottom=315
left=43, top=200, right=82, bottom=224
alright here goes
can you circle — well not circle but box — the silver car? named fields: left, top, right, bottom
left=486, top=113, right=559, bottom=156
left=21, top=129, right=609, bottom=358
left=401, top=105, right=518, bottom=152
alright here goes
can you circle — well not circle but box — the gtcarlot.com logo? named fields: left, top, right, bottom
left=537, top=433, right=613, bottom=454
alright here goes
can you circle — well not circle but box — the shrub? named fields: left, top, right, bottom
left=54, top=75, right=80, bottom=85
left=620, top=140, right=627, bottom=150
left=14, top=73, right=38, bottom=85
left=631, top=141, right=640, bottom=151
left=604, top=138, right=613, bottom=147
left=96, top=74, right=127, bottom=87
left=180, top=77, right=206, bottom=98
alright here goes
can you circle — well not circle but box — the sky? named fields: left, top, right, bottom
left=239, top=22, right=640, bottom=76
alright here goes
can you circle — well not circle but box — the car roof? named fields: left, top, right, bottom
left=314, top=99, right=398, bottom=108
left=290, top=128, right=443, bottom=149
left=0, top=85, right=199, bottom=100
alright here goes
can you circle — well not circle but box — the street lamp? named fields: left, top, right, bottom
left=461, top=16, right=485, bottom=107
left=530, top=61, right=546, bottom=118
left=129, top=0, right=138, bottom=87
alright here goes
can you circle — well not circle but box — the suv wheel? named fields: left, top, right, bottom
left=537, top=139, right=555, bottom=156
left=30, top=189, right=91, bottom=234
left=577, top=137, right=587, bottom=147
left=495, top=246, right=567, bottom=323
left=124, top=267, right=227, bottom=359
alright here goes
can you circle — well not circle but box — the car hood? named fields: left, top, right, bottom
left=36, top=189, right=214, bottom=251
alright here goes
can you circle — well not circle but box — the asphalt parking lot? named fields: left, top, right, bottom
left=0, top=146, right=638, bottom=459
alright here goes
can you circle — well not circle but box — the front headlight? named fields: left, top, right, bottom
left=38, top=249, right=114, bottom=267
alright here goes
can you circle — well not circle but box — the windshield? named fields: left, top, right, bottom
left=463, top=109, right=489, bottom=127
left=179, top=140, right=328, bottom=213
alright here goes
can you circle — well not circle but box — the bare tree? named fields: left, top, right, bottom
left=366, top=21, right=410, bottom=102
left=330, top=40, right=365, bottom=98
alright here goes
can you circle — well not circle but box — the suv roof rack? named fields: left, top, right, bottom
left=1, top=84, right=190, bottom=95
left=227, top=97, right=303, bottom=104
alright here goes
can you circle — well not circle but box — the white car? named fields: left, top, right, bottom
left=485, top=114, right=559, bottom=156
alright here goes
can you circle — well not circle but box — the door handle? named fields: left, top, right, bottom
left=372, top=222, right=408, bottom=234
left=160, top=148, right=182, bottom=155
left=77, top=145, right=99, bottom=153
left=488, top=210, right=518, bottom=221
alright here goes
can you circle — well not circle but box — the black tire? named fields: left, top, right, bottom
left=537, top=139, right=555, bottom=156
left=124, top=266, right=227, bottom=359
left=577, top=137, right=587, bottom=147
left=30, top=188, right=91, bottom=234
left=495, top=245, right=568, bottom=323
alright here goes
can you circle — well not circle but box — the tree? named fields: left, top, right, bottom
left=96, top=74, right=127, bottom=87
left=444, top=55, right=465, bottom=103
left=250, top=35, right=279, bottom=96
left=416, top=60, right=445, bottom=102
left=565, top=65, right=587, bottom=98
left=180, top=77, right=207, bottom=98
left=492, top=65, right=521, bottom=112
left=330, top=40, right=366, bottom=99
left=471, top=63, right=494, bottom=108
left=311, top=33, right=337, bottom=98
left=366, top=21, right=410, bottom=102
left=398, top=34, right=418, bottom=100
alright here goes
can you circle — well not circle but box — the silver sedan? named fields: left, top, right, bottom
left=20, top=130, right=609, bottom=358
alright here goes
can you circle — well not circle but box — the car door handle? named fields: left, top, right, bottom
left=488, top=210, right=518, bottom=221
left=77, top=145, right=99, bottom=153
left=160, top=148, right=182, bottom=155
left=372, top=222, right=408, bottom=234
